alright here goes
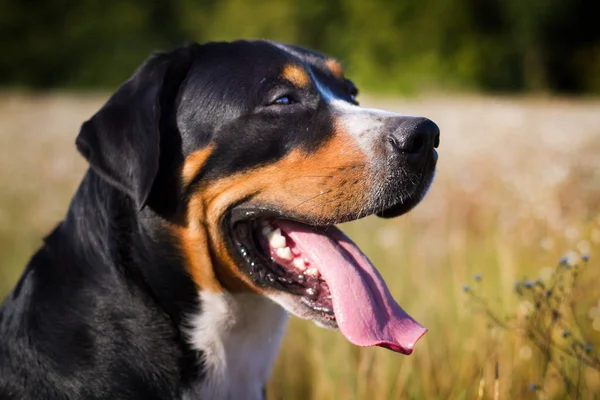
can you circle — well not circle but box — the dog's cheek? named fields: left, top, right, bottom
left=170, top=147, right=257, bottom=294
left=174, top=129, right=372, bottom=294
left=252, top=130, right=372, bottom=220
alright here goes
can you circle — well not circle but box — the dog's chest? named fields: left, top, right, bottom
left=184, top=292, right=288, bottom=400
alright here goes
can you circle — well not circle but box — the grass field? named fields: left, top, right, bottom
left=1, top=93, right=599, bottom=399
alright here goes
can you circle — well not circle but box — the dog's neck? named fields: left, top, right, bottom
left=63, top=170, right=289, bottom=398
left=185, top=291, right=288, bottom=400
left=63, top=171, right=199, bottom=325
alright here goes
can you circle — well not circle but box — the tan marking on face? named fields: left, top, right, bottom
left=281, top=64, right=310, bottom=88
left=325, top=59, right=344, bottom=79
left=182, top=145, right=215, bottom=187
left=175, top=194, right=253, bottom=293
left=178, top=127, right=370, bottom=294
left=179, top=197, right=222, bottom=292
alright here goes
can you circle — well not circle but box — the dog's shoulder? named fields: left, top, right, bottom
left=0, top=226, right=186, bottom=400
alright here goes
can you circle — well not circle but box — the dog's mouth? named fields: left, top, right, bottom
left=227, top=209, right=427, bottom=355
left=233, top=218, right=337, bottom=320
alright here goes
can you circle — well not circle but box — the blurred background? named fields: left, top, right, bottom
left=2, top=0, right=600, bottom=93
left=1, top=1, right=600, bottom=399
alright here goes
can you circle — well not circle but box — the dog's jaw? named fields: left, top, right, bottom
left=184, top=292, right=287, bottom=400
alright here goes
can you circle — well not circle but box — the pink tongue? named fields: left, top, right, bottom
left=276, top=220, right=426, bottom=355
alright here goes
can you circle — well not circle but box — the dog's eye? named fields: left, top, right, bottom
left=273, top=96, right=293, bottom=105
left=345, top=79, right=359, bottom=103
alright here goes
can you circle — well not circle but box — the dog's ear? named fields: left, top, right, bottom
left=76, top=46, right=195, bottom=210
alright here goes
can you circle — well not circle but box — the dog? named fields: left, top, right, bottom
left=0, top=40, right=439, bottom=399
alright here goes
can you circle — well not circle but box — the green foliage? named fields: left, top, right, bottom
left=1, top=0, right=599, bottom=93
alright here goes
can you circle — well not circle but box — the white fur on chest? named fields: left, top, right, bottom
left=184, top=291, right=288, bottom=400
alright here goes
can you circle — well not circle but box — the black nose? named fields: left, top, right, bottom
left=388, top=117, right=440, bottom=161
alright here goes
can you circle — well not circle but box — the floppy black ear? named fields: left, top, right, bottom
left=76, top=46, right=195, bottom=210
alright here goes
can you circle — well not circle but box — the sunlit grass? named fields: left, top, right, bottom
left=1, top=93, right=599, bottom=399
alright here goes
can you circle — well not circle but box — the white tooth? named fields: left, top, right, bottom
left=261, top=226, right=272, bottom=236
left=293, top=258, right=307, bottom=271
left=276, top=247, right=293, bottom=260
left=306, top=267, right=320, bottom=277
left=268, top=228, right=286, bottom=249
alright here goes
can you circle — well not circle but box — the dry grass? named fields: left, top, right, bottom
left=1, top=92, right=600, bottom=399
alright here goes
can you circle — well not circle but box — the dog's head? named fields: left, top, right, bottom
left=76, top=40, right=439, bottom=354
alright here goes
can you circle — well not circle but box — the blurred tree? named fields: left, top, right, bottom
left=0, top=0, right=598, bottom=93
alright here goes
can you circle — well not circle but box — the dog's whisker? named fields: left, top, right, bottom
left=293, top=189, right=333, bottom=209
left=297, top=175, right=335, bottom=178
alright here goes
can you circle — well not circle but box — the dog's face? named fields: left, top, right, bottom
left=76, top=40, right=439, bottom=354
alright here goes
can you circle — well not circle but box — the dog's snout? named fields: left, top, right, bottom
left=388, top=117, right=440, bottom=160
